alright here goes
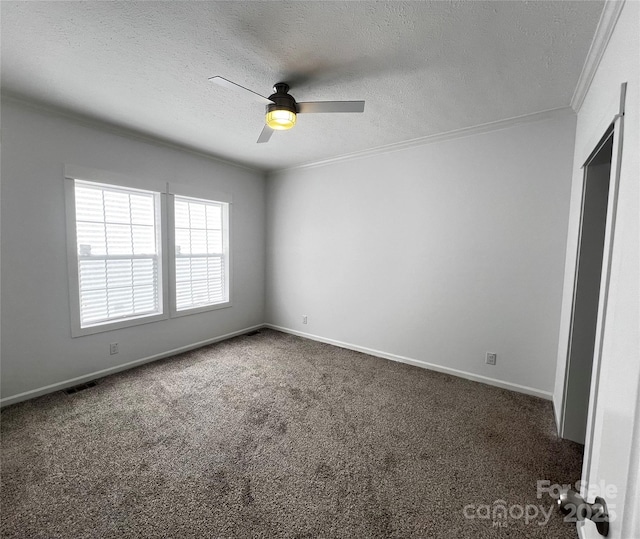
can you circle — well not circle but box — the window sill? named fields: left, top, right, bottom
left=71, top=312, right=169, bottom=338
left=170, top=300, right=232, bottom=318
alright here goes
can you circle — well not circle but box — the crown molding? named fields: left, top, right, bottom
left=270, top=106, right=575, bottom=175
left=570, top=0, right=626, bottom=113
left=0, top=92, right=264, bottom=174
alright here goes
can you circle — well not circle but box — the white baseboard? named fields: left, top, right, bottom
left=0, top=324, right=264, bottom=407
left=265, top=324, right=553, bottom=401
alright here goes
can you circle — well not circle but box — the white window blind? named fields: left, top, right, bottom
left=73, top=180, right=162, bottom=328
left=173, top=196, right=228, bottom=311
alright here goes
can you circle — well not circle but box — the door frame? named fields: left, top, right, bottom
left=559, top=125, right=614, bottom=444
left=558, top=83, right=626, bottom=487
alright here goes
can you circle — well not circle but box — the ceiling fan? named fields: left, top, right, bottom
left=209, top=76, right=365, bottom=143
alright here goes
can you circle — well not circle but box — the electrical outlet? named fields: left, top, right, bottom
left=302, top=315, right=308, bottom=325
left=110, top=343, right=119, bottom=355
left=486, top=352, right=497, bottom=365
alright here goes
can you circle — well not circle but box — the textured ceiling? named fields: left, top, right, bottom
left=1, top=1, right=603, bottom=171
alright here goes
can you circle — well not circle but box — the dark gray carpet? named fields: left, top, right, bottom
left=1, top=329, right=582, bottom=538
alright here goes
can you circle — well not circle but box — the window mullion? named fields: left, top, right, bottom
left=128, top=193, right=136, bottom=314
left=101, top=189, right=112, bottom=319
left=188, top=203, right=194, bottom=308
left=205, top=217, right=210, bottom=304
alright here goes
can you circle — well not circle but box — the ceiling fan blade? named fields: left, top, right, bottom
left=209, top=76, right=273, bottom=105
left=257, top=125, right=273, bottom=144
left=297, top=101, right=365, bottom=114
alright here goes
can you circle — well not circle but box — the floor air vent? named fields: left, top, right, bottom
left=63, top=380, right=98, bottom=395
left=246, top=330, right=260, bottom=336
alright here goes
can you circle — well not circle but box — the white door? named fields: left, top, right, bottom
left=577, top=85, right=640, bottom=539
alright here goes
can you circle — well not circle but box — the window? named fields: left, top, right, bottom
left=172, top=195, right=230, bottom=314
left=68, top=179, right=165, bottom=335
left=65, top=167, right=232, bottom=337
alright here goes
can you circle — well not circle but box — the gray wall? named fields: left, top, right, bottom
left=1, top=99, right=266, bottom=402
left=0, top=100, right=578, bottom=404
left=266, top=112, right=577, bottom=396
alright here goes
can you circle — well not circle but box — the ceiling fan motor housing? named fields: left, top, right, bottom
left=208, top=75, right=365, bottom=142
left=266, top=83, right=298, bottom=114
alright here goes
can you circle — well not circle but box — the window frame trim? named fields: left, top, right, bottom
left=65, top=176, right=170, bottom=337
left=167, top=192, right=232, bottom=318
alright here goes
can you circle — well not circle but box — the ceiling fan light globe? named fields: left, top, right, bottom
left=266, top=109, right=296, bottom=130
